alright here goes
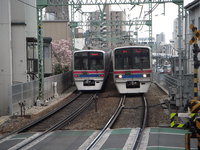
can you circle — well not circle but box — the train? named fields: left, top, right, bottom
left=72, top=49, right=110, bottom=91
left=112, top=46, right=152, bottom=94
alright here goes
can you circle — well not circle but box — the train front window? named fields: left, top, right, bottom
left=115, top=48, right=150, bottom=70
left=74, top=52, right=104, bottom=70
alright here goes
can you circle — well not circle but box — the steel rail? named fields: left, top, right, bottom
left=5, top=93, right=97, bottom=150
left=132, top=95, right=148, bottom=150
left=0, top=91, right=82, bottom=141
left=86, top=95, right=126, bottom=150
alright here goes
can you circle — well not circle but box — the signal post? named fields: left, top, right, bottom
left=186, top=24, right=200, bottom=149
left=170, top=24, right=200, bottom=150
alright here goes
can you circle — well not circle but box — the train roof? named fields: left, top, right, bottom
left=113, top=46, right=151, bottom=50
left=73, top=49, right=106, bottom=54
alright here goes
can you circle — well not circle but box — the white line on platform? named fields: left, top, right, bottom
left=150, top=132, right=186, bottom=136
left=138, top=128, right=150, bottom=150
left=147, top=146, right=186, bottom=149
left=123, top=128, right=141, bottom=150
left=91, top=129, right=112, bottom=150
left=0, top=134, right=17, bottom=144
left=8, top=132, right=53, bottom=150
left=77, top=131, right=99, bottom=150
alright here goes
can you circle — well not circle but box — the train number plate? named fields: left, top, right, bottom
left=83, top=80, right=95, bottom=86
left=126, top=81, right=140, bottom=88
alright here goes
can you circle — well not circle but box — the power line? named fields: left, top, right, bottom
left=17, top=0, right=36, bottom=9
left=17, top=0, right=59, bottom=20
left=117, top=4, right=131, bottom=21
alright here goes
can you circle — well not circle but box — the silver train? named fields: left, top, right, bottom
left=112, top=46, right=152, bottom=94
left=73, top=49, right=110, bottom=91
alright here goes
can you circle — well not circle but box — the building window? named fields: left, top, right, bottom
left=198, top=17, right=200, bottom=30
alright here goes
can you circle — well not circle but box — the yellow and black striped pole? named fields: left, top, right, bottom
left=189, top=24, right=200, bottom=100
left=194, top=67, right=198, bottom=100
left=189, top=24, right=200, bottom=150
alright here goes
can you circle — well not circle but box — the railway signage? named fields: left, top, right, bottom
left=189, top=24, right=200, bottom=45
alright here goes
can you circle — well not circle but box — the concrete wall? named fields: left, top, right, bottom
left=43, top=21, right=71, bottom=41
left=11, top=26, right=27, bottom=83
left=0, top=0, right=12, bottom=115
left=44, top=45, right=53, bottom=74
left=11, top=0, right=25, bottom=22
left=11, top=1, right=27, bottom=83
left=10, top=0, right=37, bottom=83
left=25, top=0, right=37, bottom=37
left=0, top=0, right=38, bottom=115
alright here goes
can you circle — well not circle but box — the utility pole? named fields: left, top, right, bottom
left=36, top=3, right=45, bottom=102
left=177, top=3, right=183, bottom=110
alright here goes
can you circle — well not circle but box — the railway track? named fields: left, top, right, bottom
left=86, top=95, right=126, bottom=150
left=86, top=94, right=148, bottom=150
left=133, top=95, right=148, bottom=150
left=0, top=92, right=98, bottom=150
left=25, top=93, right=97, bottom=132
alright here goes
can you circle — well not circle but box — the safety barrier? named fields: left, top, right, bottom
left=170, top=24, right=200, bottom=150
left=153, top=72, right=178, bottom=92
left=10, top=71, right=73, bottom=115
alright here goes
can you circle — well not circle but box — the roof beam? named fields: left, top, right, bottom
left=37, top=0, right=183, bottom=6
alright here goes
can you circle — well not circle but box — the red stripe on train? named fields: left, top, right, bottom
left=113, top=70, right=152, bottom=74
left=73, top=71, right=105, bottom=74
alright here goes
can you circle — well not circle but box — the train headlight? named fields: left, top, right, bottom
left=143, top=74, right=147, bottom=78
left=118, top=74, right=123, bottom=78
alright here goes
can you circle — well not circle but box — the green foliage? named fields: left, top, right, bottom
left=54, top=63, right=63, bottom=75
left=54, top=64, right=69, bottom=75
left=63, top=65, right=69, bottom=72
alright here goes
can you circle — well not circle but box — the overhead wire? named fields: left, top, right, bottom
left=17, top=0, right=36, bottom=8
left=17, top=0, right=59, bottom=20
left=117, top=4, right=131, bottom=20
left=137, top=3, right=159, bottom=31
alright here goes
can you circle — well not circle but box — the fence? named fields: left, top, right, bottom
left=11, top=71, right=73, bottom=115
left=153, top=72, right=194, bottom=108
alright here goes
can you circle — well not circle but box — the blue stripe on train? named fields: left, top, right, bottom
left=79, top=74, right=102, bottom=77
left=122, top=74, right=143, bottom=78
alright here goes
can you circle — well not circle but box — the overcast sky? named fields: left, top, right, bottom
left=74, top=0, right=195, bottom=43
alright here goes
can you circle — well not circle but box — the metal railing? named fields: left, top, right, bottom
left=153, top=72, right=178, bottom=92
left=10, top=71, right=73, bottom=115
left=153, top=72, right=194, bottom=108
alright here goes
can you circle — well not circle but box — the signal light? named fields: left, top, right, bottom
left=118, top=75, right=123, bottom=78
left=143, top=74, right=147, bottom=78
left=91, top=53, right=99, bottom=56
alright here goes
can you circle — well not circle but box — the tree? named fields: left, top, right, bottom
left=51, top=39, right=72, bottom=72
left=54, top=63, right=63, bottom=75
